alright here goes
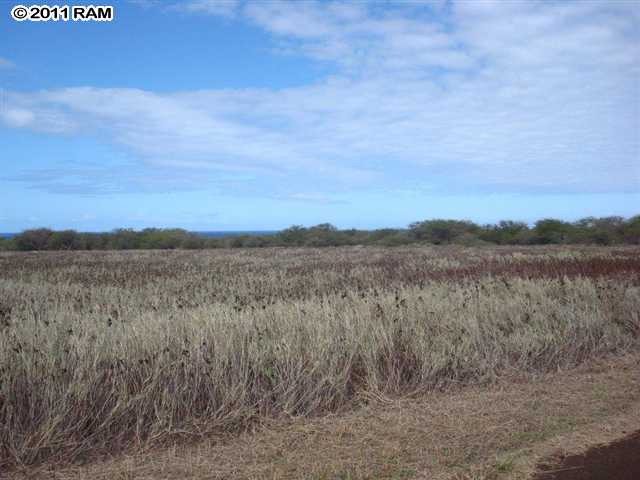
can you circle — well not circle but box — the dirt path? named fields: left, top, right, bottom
left=8, top=353, right=640, bottom=480
left=532, top=429, right=640, bottom=480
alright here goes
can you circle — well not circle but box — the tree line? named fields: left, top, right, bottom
left=1, top=216, right=639, bottom=251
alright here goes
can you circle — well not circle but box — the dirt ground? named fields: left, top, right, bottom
left=532, top=429, right=640, bottom=480
left=7, top=352, right=640, bottom=480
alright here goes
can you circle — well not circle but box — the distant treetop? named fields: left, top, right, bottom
left=1, top=215, right=639, bottom=251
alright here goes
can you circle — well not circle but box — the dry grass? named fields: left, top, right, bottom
left=10, top=353, right=640, bottom=480
left=1, top=246, right=639, bottom=473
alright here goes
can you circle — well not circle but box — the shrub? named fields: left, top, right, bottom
left=409, top=219, right=479, bottom=244
left=3, top=215, right=639, bottom=251
left=13, top=228, right=54, bottom=251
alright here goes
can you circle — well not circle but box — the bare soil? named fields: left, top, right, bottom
left=532, top=430, right=640, bottom=480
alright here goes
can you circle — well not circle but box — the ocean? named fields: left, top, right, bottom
left=0, top=231, right=277, bottom=239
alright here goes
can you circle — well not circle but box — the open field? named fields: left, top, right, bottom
left=1, top=246, right=639, bottom=477
left=11, top=353, right=640, bottom=480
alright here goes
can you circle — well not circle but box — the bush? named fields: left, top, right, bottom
left=479, top=221, right=530, bottom=245
left=3, top=215, right=639, bottom=251
left=375, top=231, right=411, bottom=247
left=623, top=216, right=640, bottom=244
left=0, top=237, right=14, bottom=251
left=13, top=228, right=54, bottom=251
left=409, top=219, right=479, bottom=244
left=532, top=219, right=573, bottom=244
left=453, top=232, right=492, bottom=247
left=47, top=230, right=81, bottom=250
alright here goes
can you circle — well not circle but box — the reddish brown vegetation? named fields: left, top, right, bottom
left=1, top=246, right=638, bottom=473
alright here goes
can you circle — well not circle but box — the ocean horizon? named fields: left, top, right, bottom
left=0, top=231, right=277, bottom=239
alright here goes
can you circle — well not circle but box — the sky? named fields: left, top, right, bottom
left=1, top=0, right=639, bottom=232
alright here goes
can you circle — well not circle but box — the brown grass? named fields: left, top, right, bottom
left=9, top=353, right=639, bottom=480
left=1, top=246, right=639, bottom=473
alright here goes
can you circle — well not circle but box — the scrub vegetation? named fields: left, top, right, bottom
left=1, top=215, right=639, bottom=251
left=1, top=245, right=638, bottom=473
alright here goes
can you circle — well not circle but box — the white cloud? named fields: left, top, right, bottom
left=1, top=108, right=34, bottom=127
left=1, top=102, right=77, bottom=133
left=243, top=0, right=470, bottom=75
left=285, top=193, right=347, bottom=205
left=173, top=0, right=240, bottom=17
left=3, top=0, right=639, bottom=195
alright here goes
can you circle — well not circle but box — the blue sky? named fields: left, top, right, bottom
left=1, top=0, right=639, bottom=232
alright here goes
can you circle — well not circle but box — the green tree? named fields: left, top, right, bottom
left=479, top=221, right=529, bottom=245
left=14, top=228, right=54, bottom=251
left=47, top=230, right=80, bottom=250
left=305, top=223, right=340, bottom=247
left=564, top=217, right=625, bottom=245
left=532, top=219, right=574, bottom=244
left=0, top=237, right=14, bottom=251
left=623, top=215, right=640, bottom=244
left=108, top=229, right=140, bottom=250
left=409, top=219, right=479, bottom=244
left=369, top=228, right=410, bottom=246
left=277, top=225, right=308, bottom=246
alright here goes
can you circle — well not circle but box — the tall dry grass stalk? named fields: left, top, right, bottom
left=1, top=246, right=638, bottom=469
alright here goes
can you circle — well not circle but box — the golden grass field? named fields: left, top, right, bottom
left=1, top=246, right=639, bottom=478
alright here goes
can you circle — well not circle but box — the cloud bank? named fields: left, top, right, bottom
left=2, top=0, right=638, bottom=196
